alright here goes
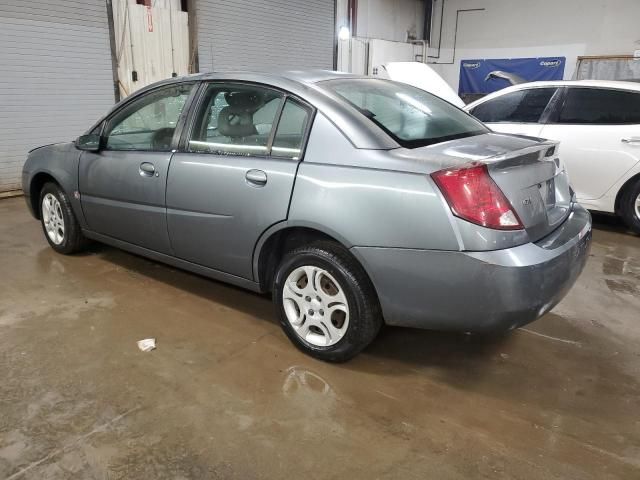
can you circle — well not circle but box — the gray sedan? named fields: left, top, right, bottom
left=22, top=71, right=592, bottom=361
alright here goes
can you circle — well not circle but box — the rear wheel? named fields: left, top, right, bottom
left=273, top=241, right=382, bottom=362
left=39, top=182, right=87, bottom=254
left=620, top=179, right=640, bottom=234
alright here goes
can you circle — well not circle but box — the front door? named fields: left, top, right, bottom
left=79, top=83, right=194, bottom=253
left=166, top=82, right=313, bottom=279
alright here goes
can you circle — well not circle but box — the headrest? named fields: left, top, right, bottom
left=224, top=91, right=264, bottom=111
left=217, top=106, right=257, bottom=138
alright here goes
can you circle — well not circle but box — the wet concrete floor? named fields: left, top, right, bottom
left=1, top=196, right=639, bottom=479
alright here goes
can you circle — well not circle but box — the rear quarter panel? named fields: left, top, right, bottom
left=288, top=113, right=459, bottom=250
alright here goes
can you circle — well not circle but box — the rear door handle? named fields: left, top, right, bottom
left=139, top=162, right=156, bottom=177
left=621, top=137, right=640, bottom=144
left=245, top=169, right=267, bottom=186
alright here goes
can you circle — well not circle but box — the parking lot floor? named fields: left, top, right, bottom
left=1, top=196, right=639, bottom=479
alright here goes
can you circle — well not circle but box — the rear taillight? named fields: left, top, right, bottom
left=431, top=162, right=523, bottom=230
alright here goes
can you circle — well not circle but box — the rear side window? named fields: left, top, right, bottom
left=470, top=88, right=556, bottom=123
left=188, top=83, right=283, bottom=156
left=557, top=88, right=640, bottom=124
left=271, top=99, right=311, bottom=160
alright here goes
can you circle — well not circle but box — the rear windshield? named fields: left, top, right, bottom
left=322, top=78, right=488, bottom=148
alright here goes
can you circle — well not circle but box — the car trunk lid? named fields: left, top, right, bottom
left=487, top=144, right=572, bottom=241
left=410, top=133, right=572, bottom=241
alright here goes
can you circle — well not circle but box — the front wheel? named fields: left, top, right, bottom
left=273, top=241, right=382, bottom=362
left=620, top=179, right=640, bottom=234
left=39, top=182, right=87, bottom=254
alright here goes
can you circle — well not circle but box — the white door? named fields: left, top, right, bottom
left=468, top=87, right=559, bottom=137
left=539, top=87, right=640, bottom=202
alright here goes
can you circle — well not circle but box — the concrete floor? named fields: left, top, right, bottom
left=1, top=196, right=639, bottom=480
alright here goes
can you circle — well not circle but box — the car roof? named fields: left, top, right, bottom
left=166, top=69, right=364, bottom=87
left=465, top=79, right=640, bottom=109
left=129, top=69, right=366, bottom=102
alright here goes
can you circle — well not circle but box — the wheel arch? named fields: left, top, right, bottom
left=614, top=172, right=640, bottom=214
left=254, top=222, right=377, bottom=295
left=29, top=171, right=60, bottom=219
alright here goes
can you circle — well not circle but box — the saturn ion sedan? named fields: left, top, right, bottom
left=22, top=71, right=592, bottom=361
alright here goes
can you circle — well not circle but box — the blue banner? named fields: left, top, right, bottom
left=459, top=57, right=566, bottom=95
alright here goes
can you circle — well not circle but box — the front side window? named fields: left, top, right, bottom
left=105, top=83, right=193, bottom=151
left=557, top=88, right=640, bottom=124
left=321, top=78, right=487, bottom=148
left=470, top=88, right=557, bottom=123
left=188, top=84, right=284, bottom=156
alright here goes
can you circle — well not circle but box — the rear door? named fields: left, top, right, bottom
left=469, top=87, right=559, bottom=137
left=79, top=83, right=195, bottom=253
left=166, top=82, right=313, bottom=279
left=538, top=87, right=640, bottom=201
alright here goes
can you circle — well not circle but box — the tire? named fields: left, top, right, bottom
left=39, top=182, right=87, bottom=254
left=620, top=178, right=640, bottom=234
left=273, top=241, right=382, bottom=362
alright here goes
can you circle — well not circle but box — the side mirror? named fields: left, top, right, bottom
left=75, top=134, right=101, bottom=151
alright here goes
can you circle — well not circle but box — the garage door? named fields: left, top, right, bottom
left=0, top=0, right=115, bottom=193
left=197, top=0, right=335, bottom=72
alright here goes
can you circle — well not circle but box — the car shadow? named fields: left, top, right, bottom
left=591, top=211, right=638, bottom=235
left=357, top=324, right=512, bottom=373
left=37, top=240, right=512, bottom=368
left=36, top=241, right=280, bottom=327
left=32, top=228, right=607, bottom=375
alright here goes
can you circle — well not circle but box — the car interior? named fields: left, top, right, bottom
left=105, top=85, right=192, bottom=151
left=189, top=87, right=281, bottom=155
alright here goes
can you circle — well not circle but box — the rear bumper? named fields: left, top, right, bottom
left=352, top=204, right=592, bottom=332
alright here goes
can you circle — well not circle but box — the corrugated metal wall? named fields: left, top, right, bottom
left=0, top=0, right=115, bottom=192
left=197, top=0, right=335, bottom=72
left=0, top=0, right=336, bottom=191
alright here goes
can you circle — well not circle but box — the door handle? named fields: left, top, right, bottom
left=621, top=137, right=640, bottom=144
left=139, top=162, right=156, bottom=177
left=245, top=169, right=267, bottom=186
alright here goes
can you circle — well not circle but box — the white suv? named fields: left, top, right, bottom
left=465, top=80, right=640, bottom=233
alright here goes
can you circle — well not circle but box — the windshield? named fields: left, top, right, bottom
left=322, top=78, right=488, bottom=148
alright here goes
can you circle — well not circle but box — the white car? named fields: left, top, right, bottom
left=465, top=80, right=640, bottom=233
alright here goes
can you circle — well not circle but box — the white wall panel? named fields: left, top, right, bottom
left=356, top=0, right=424, bottom=42
left=112, top=0, right=189, bottom=97
left=0, top=0, right=115, bottom=192
left=427, top=0, right=640, bottom=91
left=367, top=38, right=420, bottom=74
left=197, top=0, right=335, bottom=72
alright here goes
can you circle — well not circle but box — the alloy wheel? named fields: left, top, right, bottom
left=282, top=266, right=349, bottom=347
left=42, top=193, right=65, bottom=245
